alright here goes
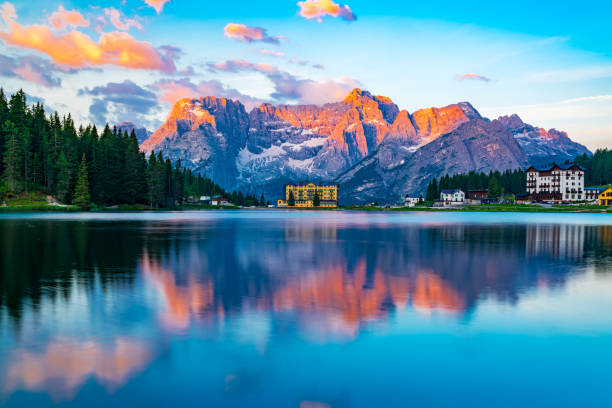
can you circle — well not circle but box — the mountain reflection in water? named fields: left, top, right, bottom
left=0, top=213, right=611, bottom=407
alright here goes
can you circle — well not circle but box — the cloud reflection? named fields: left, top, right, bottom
left=3, top=338, right=152, bottom=401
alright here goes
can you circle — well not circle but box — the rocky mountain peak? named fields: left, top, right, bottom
left=496, top=114, right=525, bottom=131
left=343, top=88, right=372, bottom=103
left=343, top=88, right=399, bottom=124
left=456, top=102, right=483, bottom=120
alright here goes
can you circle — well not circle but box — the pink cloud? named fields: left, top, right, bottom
left=143, top=0, right=170, bottom=14
left=13, top=63, right=52, bottom=86
left=274, top=75, right=361, bottom=105
left=208, top=59, right=280, bottom=74
left=297, top=0, right=356, bottom=22
left=224, top=23, right=281, bottom=44
left=289, top=57, right=308, bottom=66
left=207, top=58, right=361, bottom=105
left=153, top=78, right=265, bottom=111
left=104, top=8, right=143, bottom=31
left=48, top=5, right=89, bottom=30
left=259, top=48, right=285, bottom=57
left=456, top=73, right=491, bottom=82
left=0, top=3, right=176, bottom=72
left=0, top=2, right=16, bottom=23
left=0, top=53, right=63, bottom=87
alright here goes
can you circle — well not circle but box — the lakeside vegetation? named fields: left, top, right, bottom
left=339, top=204, right=611, bottom=213
left=423, top=151, right=612, bottom=203
left=425, top=169, right=527, bottom=201
left=0, top=90, right=266, bottom=210
left=573, top=150, right=612, bottom=186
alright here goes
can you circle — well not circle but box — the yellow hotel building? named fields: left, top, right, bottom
left=599, top=187, right=612, bottom=206
left=278, top=182, right=338, bottom=208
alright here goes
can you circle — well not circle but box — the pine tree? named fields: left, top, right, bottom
left=0, top=88, right=8, bottom=176
left=260, top=193, right=265, bottom=207
left=56, top=152, right=71, bottom=203
left=22, top=128, right=31, bottom=194
left=426, top=178, right=438, bottom=201
left=121, top=131, right=147, bottom=204
left=313, top=189, right=320, bottom=206
left=488, top=175, right=501, bottom=198
left=73, top=154, right=91, bottom=210
left=2, top=121, right=23, bottom=193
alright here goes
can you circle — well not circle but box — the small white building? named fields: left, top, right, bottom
left=211, top=196, right=230, bottom=206
left=199, top=196, right=211, bottom=204
left=441, top=189, right=465, bottom=204
left=404, top=195, right=424, bottom=207
left=584, top=187, right=605, bottom=203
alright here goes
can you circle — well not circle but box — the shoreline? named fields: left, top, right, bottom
left=1, top=204, right=611, bottom=214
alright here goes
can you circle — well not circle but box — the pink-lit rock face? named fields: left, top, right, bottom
left=411, top=102, right=481, bottom=143
left=388, top=110, right=418, bottom=141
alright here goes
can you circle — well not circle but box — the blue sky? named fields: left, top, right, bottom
left=1, top=0, right=611, bottom=149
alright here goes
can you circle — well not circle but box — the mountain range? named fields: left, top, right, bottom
left=137, top=89, right=591, bottom=204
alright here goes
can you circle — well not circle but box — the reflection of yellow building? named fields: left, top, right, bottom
left=599, top=188, right=612, bottom=206
left=278, top=182, right=338, bottom=208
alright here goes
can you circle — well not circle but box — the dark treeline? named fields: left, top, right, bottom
left=425, top=169, right=526, bottom=201
left=0, top=89, right=264, bottom=207
left=573, top=149, right=612, bottom=186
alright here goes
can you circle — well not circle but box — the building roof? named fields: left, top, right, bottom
left=585, top=187, right=606, bottom=191
left=441, top=189, right=463, bottom=194
left=285, top=182, right=337, bottom=187
left=526, top=163, right=586, bottom=172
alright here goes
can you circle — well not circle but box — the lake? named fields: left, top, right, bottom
left=1, top=211, right=611, bottom=407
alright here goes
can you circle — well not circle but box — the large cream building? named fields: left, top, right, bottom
left=526, top=164, right=585, bottom=202
left=277, top=183, right=338, bottom=208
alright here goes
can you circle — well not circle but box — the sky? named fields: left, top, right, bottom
left=0, top=0, right=611, bottom=150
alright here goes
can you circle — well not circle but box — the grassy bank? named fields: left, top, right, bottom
left=340, top=204, right=612, bottom=213
left=0, top=192, right=80, bottom=212
left=0, top=194, right=243, bottom=212
left=1, top=192, right=610, bottom=214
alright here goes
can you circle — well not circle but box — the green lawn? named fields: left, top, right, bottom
left=0, top=192, right=79, bottom=212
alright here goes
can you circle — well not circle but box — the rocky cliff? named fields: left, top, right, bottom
left=497, top=114, right=591, bottom=167
left=141, top=97, right=249, bottom=188
left=337, top=119, right=529, bottom=203
left=141, top=89, right=591, bottom=203
left=116, top=122, right=151, bottom=145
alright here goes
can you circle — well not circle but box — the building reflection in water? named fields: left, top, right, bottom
left=526, top=225, right=585, bottom=259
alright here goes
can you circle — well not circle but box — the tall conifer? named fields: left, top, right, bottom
left=73, top=154, right=91, bottom=210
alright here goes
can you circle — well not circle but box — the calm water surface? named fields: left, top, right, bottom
left=1, top=211, right=611, bottom=407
